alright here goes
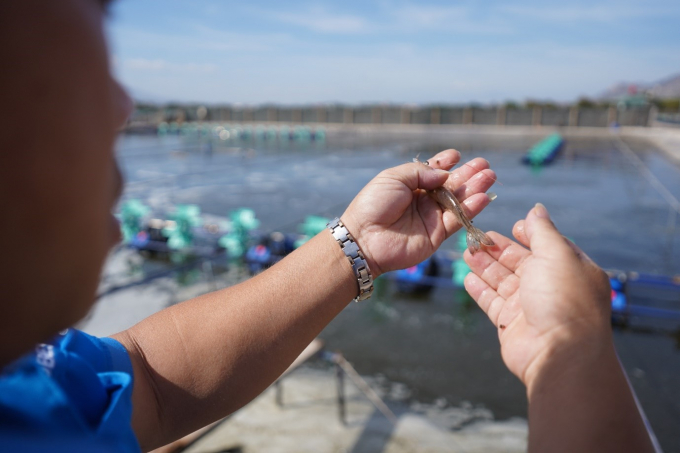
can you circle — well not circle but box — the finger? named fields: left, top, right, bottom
left=416, top=193, right=448, bottom=246
left=426, top=149, right=461, bottom=171
left=562, top=237, right=597, bottom=264
left=383, top=162, right=450, bottom=192
left=512, top=220, right=529, bottom=248
left=524, top=203, right=574, bottom=259
left=441, top=192, right=491, bottom=238
left=464, top=272, right=506, bottom=326
left=463, top=248, right=520, bottom=300
left=454, top=169, right=497, bottom=201
left=446, top=158, right=490, bottom=192
left=483, top=232, right=531, bottom=275
left=516, top=215, right=590, bottom=262
left=496, top=292, right=522, bottom=333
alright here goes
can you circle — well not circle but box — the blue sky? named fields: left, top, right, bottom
left=106, top=0, right=680, bottom=105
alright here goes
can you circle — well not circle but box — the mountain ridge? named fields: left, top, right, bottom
left=599, top=73, right=680, bottom=100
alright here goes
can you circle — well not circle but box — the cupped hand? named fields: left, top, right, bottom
left=463, top=203, right=612, bottom=388
left=341, top=149, right=496, bottom=277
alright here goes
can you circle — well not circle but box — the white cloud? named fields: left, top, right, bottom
left=109, top=26, right=291, bottom=55
left=123, top=58, right=218, bottom=73
left=500, top=3, right=680, bottom=24
left=389, top=4, right=469, bottom=27
left=270, top=8, right=370, bottom=34
left=262, top=3, right=514, bottom=35
left=385, top=3, right=514, bottom=34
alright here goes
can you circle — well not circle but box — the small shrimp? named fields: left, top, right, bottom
left=414, top=156, right=495, bottom=255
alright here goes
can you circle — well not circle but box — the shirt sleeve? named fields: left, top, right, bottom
left=99, top=336, right=135, bottom=377
left=0, top=329, right=141, bottom=452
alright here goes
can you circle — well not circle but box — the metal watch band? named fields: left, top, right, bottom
left=327, top=218, right=374, bottom=302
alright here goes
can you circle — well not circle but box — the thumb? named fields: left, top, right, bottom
left=524, top=203, right=572, bottom=258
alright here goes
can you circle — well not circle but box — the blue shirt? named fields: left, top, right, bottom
left=0, top=329, right=140, bottom=452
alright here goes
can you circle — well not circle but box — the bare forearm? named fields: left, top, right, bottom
left=114, top=229, right=356, bottom=449
left=109, top=150, right=480, bottom=450
left=526, top=337, right=654, bottom=453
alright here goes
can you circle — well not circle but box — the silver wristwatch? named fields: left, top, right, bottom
left=327, top=218, right=374, bottom=302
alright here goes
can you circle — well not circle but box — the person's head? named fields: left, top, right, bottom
left=0, top=0, right=131, bottom=364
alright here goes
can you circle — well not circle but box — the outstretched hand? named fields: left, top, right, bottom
left=463, top=204, right=612, bottom=388
left=341, top=149, right=496, bottom=277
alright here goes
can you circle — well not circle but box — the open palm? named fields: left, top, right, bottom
left=463, top=206, right=612, bottom=386
left=341, top=149, right=496, bottom=277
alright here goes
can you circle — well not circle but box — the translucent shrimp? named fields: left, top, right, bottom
left=414, top=156, right=495, bottom=254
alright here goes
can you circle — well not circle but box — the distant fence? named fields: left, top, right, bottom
left=140, top=105, right=657, bottom=128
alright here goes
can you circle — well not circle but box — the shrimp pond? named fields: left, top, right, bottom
left=111, top=130, right=680, bottom=451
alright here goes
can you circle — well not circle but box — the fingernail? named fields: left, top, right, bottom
left=534, top=202, right=550, bottom=219
left=487, top=192, right=497, bottom=201
left=434, top=169, right=450, bottom=177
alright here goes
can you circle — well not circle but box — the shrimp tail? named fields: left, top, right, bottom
left=466, top=226, right=495, bottom=255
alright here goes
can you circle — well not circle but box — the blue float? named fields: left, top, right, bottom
left=522, top=133, right=564, bottom=165
left=393, top=257, right=440, bottom=293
